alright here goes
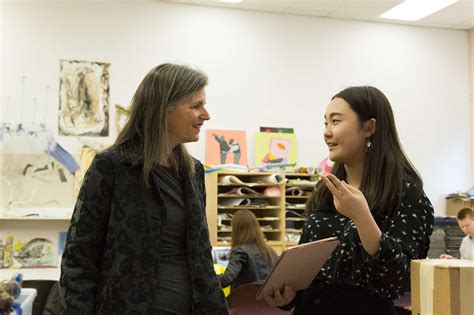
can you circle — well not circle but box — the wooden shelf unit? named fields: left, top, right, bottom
left=205, top=171, right=318, bottom=252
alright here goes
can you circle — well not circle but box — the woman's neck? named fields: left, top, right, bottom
left=344, top=163, right=363, bottom=189
left=159, top=146, right=173, bottom=166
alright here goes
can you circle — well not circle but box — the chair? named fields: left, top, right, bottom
left=227, top=282, right=292, bottom=315
left=21, top=280, right=60, bottom=315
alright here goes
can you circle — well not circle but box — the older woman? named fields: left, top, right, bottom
left=60, top=63, right=228, bottom=314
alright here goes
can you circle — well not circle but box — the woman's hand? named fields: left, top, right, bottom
left=320, top=174, right=371, bottom=223
left=261, top=281, right=295, bottom=307
left=321, top=174, right=382, bottom=255
left=440, top=254, right=454, bottom=259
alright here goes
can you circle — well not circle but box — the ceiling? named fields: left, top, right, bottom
left=3, top=0, right=473, bottom=30
left=157, top=0, right=474, bottom=30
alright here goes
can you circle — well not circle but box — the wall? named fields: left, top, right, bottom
left=0, top=2, right=471, bottom=215
left=470, top=29, right=474, bottom=184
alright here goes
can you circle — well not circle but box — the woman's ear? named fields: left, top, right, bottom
left=364, top=118, right=376, bottom=137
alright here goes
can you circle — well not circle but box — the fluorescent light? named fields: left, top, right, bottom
left=218, top=0, right=242, bottom=3
left=380, top=0, right=458, bottom=21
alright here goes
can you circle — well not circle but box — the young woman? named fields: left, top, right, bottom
left=60, top=63, right=228, bottom=314
left=263, top=86, right=434, bottom=315
left=218, top=210, right=278, bottom=291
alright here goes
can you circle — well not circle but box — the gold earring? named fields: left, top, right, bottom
left=365, top=139, right=372, bottom=152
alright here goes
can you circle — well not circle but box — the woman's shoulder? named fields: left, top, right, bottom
left=95, top=147, right=116, bottom=158
left=399, top=172, right=433, bottom=216
left=232, top=244, right=251, bottom=252
left=402, top=171, right=424, bottom=200
left=234, top=244, right=262, bottom=256
left=97, top=146, right=140, bottom=166
left=192, top=157, right=203, bottom=169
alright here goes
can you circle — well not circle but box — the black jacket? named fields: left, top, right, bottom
left=59, top=148, right=228, bottom=314
left=217, top=244, right=278, bottom=290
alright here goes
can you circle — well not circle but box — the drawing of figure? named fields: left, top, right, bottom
left=59, top=60, right=110, bottom=136
left=213, top=133, right=230, bottom=164
left=229, top=138, right=241, bottom=164
left=60, top=68, right=102, bottom=130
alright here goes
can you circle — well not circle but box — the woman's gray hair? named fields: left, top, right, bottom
left=113, top=63, right=208, bottom=186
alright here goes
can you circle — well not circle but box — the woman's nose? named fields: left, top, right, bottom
left=323, top=126, right=331, bottom=138
left=201, top=107, right=211, bottom=121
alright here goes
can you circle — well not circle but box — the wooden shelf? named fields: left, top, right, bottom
left=218, top=194, right=279, bottom=198
left=218, top=206, right=280, bottom=210
left=0, top=266, right=60, bottom=280
left=0, top=216, right=71, bottom=221
left=218, top=183, right=280, bottom=187
left=206, top=171, right=318, bottom=250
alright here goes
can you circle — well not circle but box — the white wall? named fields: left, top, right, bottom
left=1, top=2, right=471, bottom=215
left=470, top=29, right=474, bottom=184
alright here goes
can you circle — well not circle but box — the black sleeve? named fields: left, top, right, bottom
left=354, top=187, right=434, bottom=299
left=59, top=153, right=114, bottom=314
left=217, top=246, right=248, bottom=288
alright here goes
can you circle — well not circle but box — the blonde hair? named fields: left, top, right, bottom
left=231, top=210, right=275, bottom=264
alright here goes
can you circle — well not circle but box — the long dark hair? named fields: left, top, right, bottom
left=306, top=86, right=422, bottom=218
left=112, top=63, right=208, bottom=186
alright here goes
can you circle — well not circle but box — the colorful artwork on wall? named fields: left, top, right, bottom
left=1, top=235, right=55, bottom=269
left=259, top=126, right=294, bottom=134
left=254, top=132, right=297, bottom=166
left=59, top=59, right=110, bottom=136
left=206, top=129, right=247, bottom=166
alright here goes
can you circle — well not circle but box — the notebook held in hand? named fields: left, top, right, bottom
left=256, top=236, right=340, bottom=300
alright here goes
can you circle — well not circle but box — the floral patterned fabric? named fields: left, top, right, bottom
left=289, top=175, right=434, bottom=314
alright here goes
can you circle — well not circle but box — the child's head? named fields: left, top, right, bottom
left=231, top=210, right=264, bottom=247
left=457, top=208, right=473, bottom=237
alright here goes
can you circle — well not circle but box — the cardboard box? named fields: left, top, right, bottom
left=411, top=259, right=474, bottom=315
left=446, top=198, right=474, bottom=217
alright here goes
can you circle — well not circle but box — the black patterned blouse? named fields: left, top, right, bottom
left=289, top=177, right=434, bottom=314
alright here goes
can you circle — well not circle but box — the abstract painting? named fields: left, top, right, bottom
left=59, top=59, right=110, bottom=136
left=1, top=154, right=75, bottom=210
left=115, top=104, right=130, bottom=135
left=260, top=126, right=294, bottom=134
left=1, top=235, right=55, bottom=268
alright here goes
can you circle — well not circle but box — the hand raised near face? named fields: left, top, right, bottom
left=320, top=174, right=372, bottom=223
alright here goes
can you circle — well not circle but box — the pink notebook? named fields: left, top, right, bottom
left=256, top=236, right=340, bottom=300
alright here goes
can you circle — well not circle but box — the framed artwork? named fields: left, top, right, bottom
left=74, top=141, right=108, bottom=197
left=206, top=129, right=247, bottom=165
left=115, top=104, right=130, bottom=135
left=1, top=153, right=75, bottom=211
left=1, top=235, right=56, bottom=268
left=254, top=132, right=297, bottom=166
left=259, top=126, right=294, bottom=134
left=59, top=59, right=110, bottom=136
